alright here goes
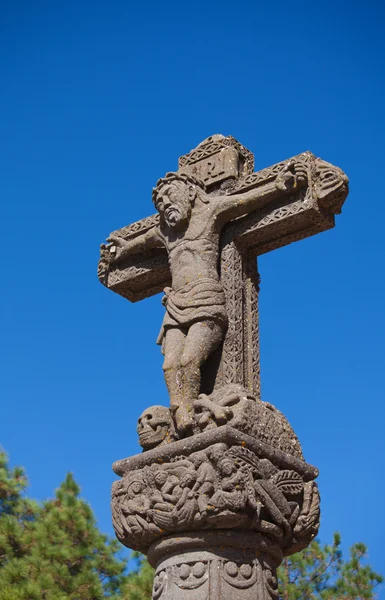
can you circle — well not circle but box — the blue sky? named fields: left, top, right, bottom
left=1, top=0, right=385, bottom=586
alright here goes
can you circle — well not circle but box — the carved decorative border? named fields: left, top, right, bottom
left=178, top=135, right=254, bottom=175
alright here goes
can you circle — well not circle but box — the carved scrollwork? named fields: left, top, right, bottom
left=293, top=481, right=320, bottom=539
left=262, top=561, right=279, bottom=600
left=152, top=552, right=282, bottom=600
left=222, top=561, right=258, bottom=589
left=153, top=570, right=167, bottom=600
left=173, top=561, right=209, bottom=589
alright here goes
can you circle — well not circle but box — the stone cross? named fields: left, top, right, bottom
left=100, top=135, right=348, bottom=600
left=99, top=135, right=348, bottom=403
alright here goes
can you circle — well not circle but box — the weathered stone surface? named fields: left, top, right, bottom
left=111, top=426, right=319, bottom=556
left=136, top=386, right=303, bottom=461
left=193, top=384, right=304, bottom=460
left=148, top=532, right=282, bottom=600
left=99, top=136, right=348, bottom=600
left=112, top=426, right=319, bottom=600
left=103, top=162, right=311, bottom=436
left=99, top=135, right=348, bottom=429
left=137, top=405, right=177, bottom=451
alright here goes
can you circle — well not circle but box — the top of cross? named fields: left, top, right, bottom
left=98, top=135, right=348, bottom=303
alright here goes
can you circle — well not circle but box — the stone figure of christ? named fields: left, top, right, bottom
left=105, top=162, right=306, bottom=435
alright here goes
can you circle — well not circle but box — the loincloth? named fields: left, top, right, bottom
left=156, top=278, right=227, bottom=349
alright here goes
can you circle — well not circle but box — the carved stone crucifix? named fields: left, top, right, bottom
left=99, top=135, right=348, bottom=436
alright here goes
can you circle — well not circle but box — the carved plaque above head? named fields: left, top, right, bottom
left=178, top=135, right=254, bottom=190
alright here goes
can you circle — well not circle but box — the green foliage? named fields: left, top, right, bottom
left=278, top=532, right=383, bottom=599
left=0, top=451, right=28, bottom=516
left=0, top=451, right=127, bottom=599
left=122, top=553, right=155, bottom=600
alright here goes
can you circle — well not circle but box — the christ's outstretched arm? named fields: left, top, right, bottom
left=104, top=228, right=163, bottom=263
left=214, top=161, right=307, bottom=225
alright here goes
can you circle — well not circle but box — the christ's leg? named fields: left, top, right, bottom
left=162, top=327, right=186, bottom=429
left=177, top=319, right=224, bottom=434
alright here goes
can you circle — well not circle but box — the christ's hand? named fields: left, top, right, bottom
left=106, top=235, right=131, bottom=261
left=275, top=161, right=307, bottom=192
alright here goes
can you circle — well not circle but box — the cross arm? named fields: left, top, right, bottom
left=214, top=161, right=306, bottom=225
left=98, top=152, right=348, bottom=303
left=226, top=153, right=348, bottom=256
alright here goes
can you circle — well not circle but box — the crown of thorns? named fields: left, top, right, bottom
left=152, top=172, right=206, bottom=204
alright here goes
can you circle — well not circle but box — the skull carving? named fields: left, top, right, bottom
left=137, top=405, right=175, bottom=451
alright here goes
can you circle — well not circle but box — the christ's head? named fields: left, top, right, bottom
left=153, top=173, right=205, bottom=230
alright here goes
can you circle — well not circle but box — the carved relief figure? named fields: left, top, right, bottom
left=105, top=164, right=307, bottom=436
left=191, top=452, right=217, bottom=518
left=111, top=443, right=320, bottom=555
left=122, top=474, right=150, bottom=516
left=209, top=456, right=247, bottom=513
left=118, top=472, right=157, bottom=543
left=172, top=470, right=198, bottom=528
left=149, top=469, right=180, bottom=511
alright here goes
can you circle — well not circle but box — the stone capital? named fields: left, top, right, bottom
left=111, top=426, right=319, bottom=558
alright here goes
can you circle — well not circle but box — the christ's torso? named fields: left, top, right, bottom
left=158, top=201, right=221, bottom=292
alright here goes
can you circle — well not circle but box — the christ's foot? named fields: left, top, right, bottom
left=173, top=406, right=194, bottom=436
